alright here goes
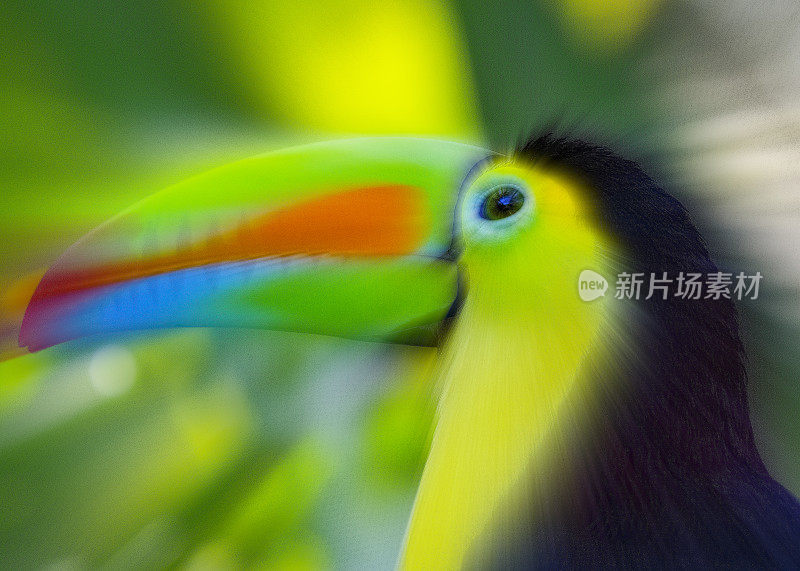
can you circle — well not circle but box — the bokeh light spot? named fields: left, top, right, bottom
left=88, top=344, right=136, bottom=397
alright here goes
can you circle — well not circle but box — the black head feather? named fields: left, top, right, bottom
left=482, top=134, right=800, bottom=569
left=518, top=133, right=753, bottom=469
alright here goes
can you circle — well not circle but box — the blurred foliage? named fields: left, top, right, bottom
left=195, top=0, right=481, bottom=138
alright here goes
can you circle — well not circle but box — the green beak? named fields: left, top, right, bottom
left=20, top=138, right=487, bottom=351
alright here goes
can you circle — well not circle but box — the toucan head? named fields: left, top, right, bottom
left=21, top=135, right=626, bottom=355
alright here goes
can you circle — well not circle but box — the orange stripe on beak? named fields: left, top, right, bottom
left=231, top=184, right=425, bottom=256
left=38, top=185, right=427, bottom=298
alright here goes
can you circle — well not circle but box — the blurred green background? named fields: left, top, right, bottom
left=2, top=0, right=799, bottom=568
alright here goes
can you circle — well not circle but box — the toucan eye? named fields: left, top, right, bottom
left=479, top=185, right=525, bottom=221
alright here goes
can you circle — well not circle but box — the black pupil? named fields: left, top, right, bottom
left=480, top=186, right=525, bottom=220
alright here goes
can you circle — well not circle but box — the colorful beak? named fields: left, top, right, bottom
left=20, top=138, right=488, bottom=351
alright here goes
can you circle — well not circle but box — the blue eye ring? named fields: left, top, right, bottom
left=478, top=184, right=526, bottom=221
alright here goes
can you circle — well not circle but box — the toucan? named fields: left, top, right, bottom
left=19, top=135, right=800, bottom=569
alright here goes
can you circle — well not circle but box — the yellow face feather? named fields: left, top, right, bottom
left=400, top=161, right=618, bottom=569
